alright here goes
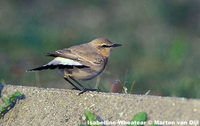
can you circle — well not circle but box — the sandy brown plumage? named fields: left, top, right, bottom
left=28, top=38, right=122, bottom=94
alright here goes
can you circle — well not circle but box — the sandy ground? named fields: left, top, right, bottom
left=0, top=85, right=199, bottom=126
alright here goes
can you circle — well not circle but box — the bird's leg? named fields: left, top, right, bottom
left=69, top=76, right=98, bottom=95
left=64, top=77, right=81, bottom=91
left=68, top=76, right=85, bottom=89
left=63, top=71, right=81, bottom=90
left=78, top=88, right=98, bottom=95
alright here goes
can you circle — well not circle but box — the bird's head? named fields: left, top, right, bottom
left=89, top=38, right=122, bottom=58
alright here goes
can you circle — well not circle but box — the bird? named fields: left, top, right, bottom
left=27, top=38, right=122, bottom=95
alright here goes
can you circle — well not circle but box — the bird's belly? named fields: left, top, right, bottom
left=62, top=60, right=107, bottom=80
left=61, top=66, right=104, bottom=80
left=71, top=68, right=103, bottom=80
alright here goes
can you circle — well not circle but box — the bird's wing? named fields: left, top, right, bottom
left=47, top=45, right=104, bottom=67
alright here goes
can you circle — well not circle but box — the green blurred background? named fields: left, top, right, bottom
left=1, top=0, right=200, bottom=98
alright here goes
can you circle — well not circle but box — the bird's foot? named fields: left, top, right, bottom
left=78, top=88, right=98, bottom=95
left=72, top=87, right=81, bottom=91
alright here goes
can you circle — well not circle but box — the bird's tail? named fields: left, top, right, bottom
left=26, top=65, right=53, bottom=72
left=27, top=57, right=89, bottom=72
left=26, top=64, right=82, bottom=72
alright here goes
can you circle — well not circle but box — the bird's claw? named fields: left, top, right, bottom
left=72, top=87, right=81, bottom=91
left=78, top=88, right=98, bottom=95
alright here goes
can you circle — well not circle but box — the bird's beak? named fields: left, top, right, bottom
left=111, top=43, right=122, bottom=47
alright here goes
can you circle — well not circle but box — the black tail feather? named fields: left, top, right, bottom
left=27, top=64, right=89, bottom=72
left=27, top=65, right=52, bottom=72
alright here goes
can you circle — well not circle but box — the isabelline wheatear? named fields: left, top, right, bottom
left=28, top=38, right=122, bottom=94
